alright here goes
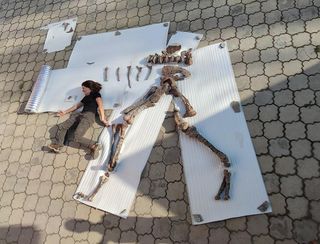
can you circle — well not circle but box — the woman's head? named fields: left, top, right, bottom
left=81, top=80, right=102, bottom=95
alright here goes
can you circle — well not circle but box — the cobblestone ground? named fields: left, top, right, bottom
left=0, top=0, right=320, bottom=243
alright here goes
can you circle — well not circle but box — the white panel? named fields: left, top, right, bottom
left=178, top=43, right=271, bottom=225
left=68, top=22, right=169, bottom=68
left=42, top=18, right=77, bottom=53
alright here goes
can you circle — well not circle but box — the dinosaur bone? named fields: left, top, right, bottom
left=174, top=110, right=230, bottom=167
left=147, top=49, right=193, bottom=66
left=136, top=66, right=142, bottom=81
left=127, top=66, right=131, bottom=88
left=215, top=169, right=231, bottom=200
left=108, top=123, right=128, bottom=172
left=166, top=43, right=181, bottom=54
left=123, top=83, right=170, bottom=124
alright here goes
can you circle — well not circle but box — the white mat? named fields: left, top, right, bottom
left=68, top=22, right=170, bottom=68
left=177, top=43, right=271, bottom=225
left=41, top=18, right=77, bottom=53
left=73, top=31, right=202, bottom=218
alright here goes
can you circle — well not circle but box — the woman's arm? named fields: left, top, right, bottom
left=57, top=102, right=83, bottom=117
left=96, top=97, right=109, bottom=127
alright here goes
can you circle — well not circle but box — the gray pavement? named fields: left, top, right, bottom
left=0, top=0, right=320, bottom=243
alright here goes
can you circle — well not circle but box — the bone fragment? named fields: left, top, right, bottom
left=162, top=66, right=191, bottom=80
left=116, top=67, right=120, bottom=82
left=103, top=66, right=108, bottom=82
left=166, top=43, right=181, bottom=54
left=127, top=66, right=131, bottom=88
left=108, top=124, right=128, bottom=171
left=136, top=66, right=142, bottom=81
left=145, top=64, right=152, bottom=80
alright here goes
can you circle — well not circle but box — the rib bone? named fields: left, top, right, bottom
left=127, top=66, right=131, bottom=88
left=136, top=66, right=142, bottom=81
left=116, top=67, right=120, bottom=82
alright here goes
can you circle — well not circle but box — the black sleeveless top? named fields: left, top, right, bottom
left=81, top=92, right=101, bottom=113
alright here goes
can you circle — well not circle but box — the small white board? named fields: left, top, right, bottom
left=177, top=43, right=271, bottom=225
left=41, top=18, right=77, bottom=53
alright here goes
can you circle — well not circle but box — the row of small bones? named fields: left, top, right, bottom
left=103, top=44, right=192, bottom=87
left=103, top=65, right=152, bottom=87
left=75, top=48, right=231, bottom=202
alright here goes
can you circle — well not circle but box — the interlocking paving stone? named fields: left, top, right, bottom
left=293, top=219, right=318, bottom=243
left=0, top=0, right=319, bottom=243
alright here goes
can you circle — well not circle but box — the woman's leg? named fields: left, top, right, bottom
left=53, top=114, right=79, bottom=146
left=73, top=112, right=96, bottom=149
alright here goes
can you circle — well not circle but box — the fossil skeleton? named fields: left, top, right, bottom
left=174, top=110, right=230, bottom=167
left=147, top=48, right=193, bottom=66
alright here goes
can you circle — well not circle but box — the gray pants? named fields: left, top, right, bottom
left=53, top=112, right=96, bottom=148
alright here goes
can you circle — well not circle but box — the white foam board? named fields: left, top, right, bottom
left=177, top=43, right=271, bottom=225
left=41, top=18, right=77, bottom=53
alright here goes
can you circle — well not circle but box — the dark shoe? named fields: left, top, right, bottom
left=48, top=143, right=62, bottom=153
left=90, top=143, right=102, bottom=159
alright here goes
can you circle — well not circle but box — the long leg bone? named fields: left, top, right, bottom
left=127, top=66, right=132, bottom=88
left=122, top=86, right=158, bottom=114
left=215, top=170, right=227, bottom=200
left=169, top=85, right=196, bottom=118
left=108, top=124, right=128, bottom=171
left=123, top=83, right=170, bottom=124
left=136, top=66, right=142, bottom=81
left=86, top=173, right=109, bottom=201
left=224, top=170, right=231, bottom=200
left=174, top=110, right=230, bottom=167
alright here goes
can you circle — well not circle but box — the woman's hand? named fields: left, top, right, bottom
left=57, top=110, right=66, bottom=117
left=100, top=118, right=110, bottom=127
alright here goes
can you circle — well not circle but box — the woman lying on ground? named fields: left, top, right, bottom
left=48, top=80, right=109, bottom=158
